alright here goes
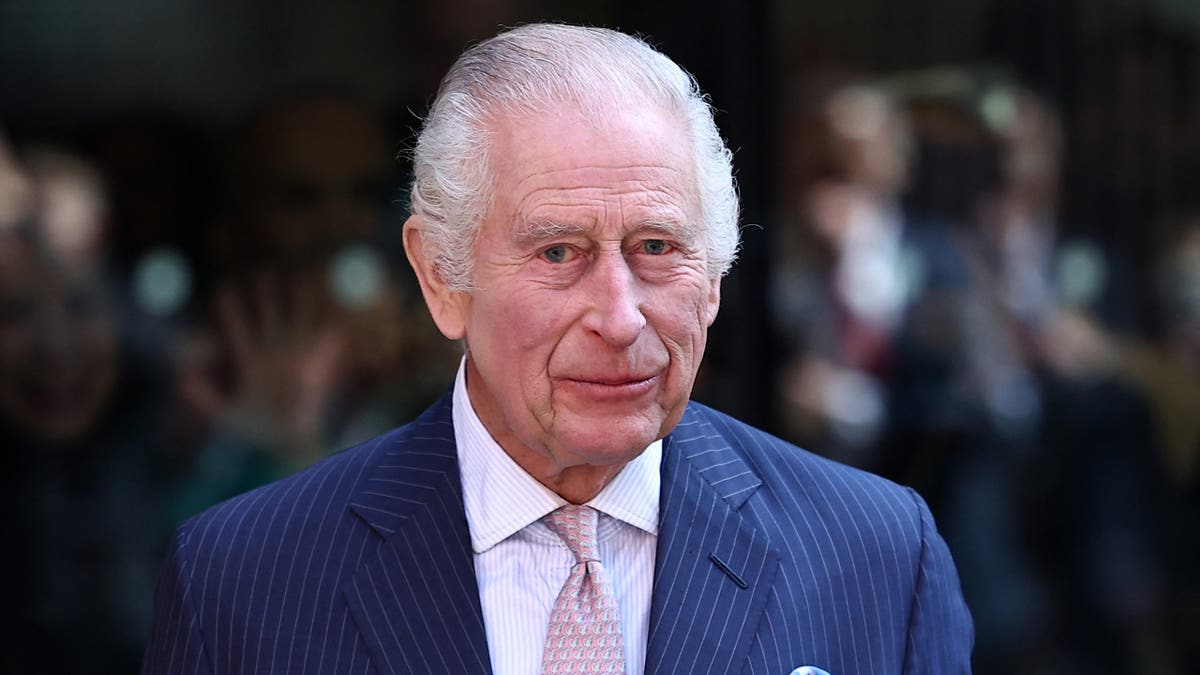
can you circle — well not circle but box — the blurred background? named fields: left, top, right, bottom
left=1, top=0, right=1197, bottom=672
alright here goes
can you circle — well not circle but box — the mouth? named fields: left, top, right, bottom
left=558, top=372, right=661, bottom=401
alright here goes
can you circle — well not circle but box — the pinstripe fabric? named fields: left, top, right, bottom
left=144, top=392, right=972, bottom=674
left=646, top=405, right=974, bottom=674
left=143, top=397, right=490, bottom=675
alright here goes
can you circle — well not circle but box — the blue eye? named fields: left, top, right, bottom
left=642, top=239, right=670, bottom=255
left=542, top=245, right=569, bottom=263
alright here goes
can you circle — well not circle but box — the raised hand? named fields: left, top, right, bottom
left=179, top=272, right=348, bottom=467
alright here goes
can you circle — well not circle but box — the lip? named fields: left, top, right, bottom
left=557, top=372, right=661, bottom=401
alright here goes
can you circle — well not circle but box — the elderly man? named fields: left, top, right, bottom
left=144, top=24, right=972, bottom=675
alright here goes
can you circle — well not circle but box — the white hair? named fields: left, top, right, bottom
left=409, top=23, right=740, bottom=290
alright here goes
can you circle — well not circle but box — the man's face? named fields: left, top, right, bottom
left=449, top=103, right=720, bottom=476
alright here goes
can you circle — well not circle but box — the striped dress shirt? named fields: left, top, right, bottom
left=452, top=361, right=661, bottom=675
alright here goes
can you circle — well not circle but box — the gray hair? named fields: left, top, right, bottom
left=409, top=23, right=740, bottom=290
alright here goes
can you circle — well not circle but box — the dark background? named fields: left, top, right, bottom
left=2, top=0, right=1197, bottom=672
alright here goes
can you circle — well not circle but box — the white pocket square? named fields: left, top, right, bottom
left=788, top=668, right=832, bottom=675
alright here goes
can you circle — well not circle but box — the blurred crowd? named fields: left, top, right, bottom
left=0, top=93, right=459, bottom=672
left=1, top=14, right=1198, bottom=675
left=769, top=72, right=1198, bottom=673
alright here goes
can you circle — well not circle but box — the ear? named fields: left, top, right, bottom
left=704, top=275, right=721, bottom=326
left=403, top=215, right=470, bottom=340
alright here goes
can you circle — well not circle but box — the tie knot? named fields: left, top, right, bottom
left=542, top=504, right=600, bottom=563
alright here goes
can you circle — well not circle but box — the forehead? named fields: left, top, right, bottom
left=486, top=103, right=699, bottom=227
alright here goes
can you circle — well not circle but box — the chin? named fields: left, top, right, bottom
left=556, top=419, right=664, bottom=465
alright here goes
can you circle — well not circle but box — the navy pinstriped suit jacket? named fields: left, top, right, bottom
left=144, top=393, right=973, bottom=674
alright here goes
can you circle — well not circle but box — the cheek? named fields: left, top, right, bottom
left=652, top=282, right=714, bottom=344
left=487, top=289, right=576, bottom=352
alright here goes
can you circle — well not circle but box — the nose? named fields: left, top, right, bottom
left=581, top=251, right=646, bottom=348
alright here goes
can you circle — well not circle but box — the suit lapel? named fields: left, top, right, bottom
left=646, top=405, right=780, bottom=675
left=343, top=395, right=493, bottom=675
left=339, top=396, right=779, bottom=674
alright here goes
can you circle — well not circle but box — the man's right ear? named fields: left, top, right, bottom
left=403, top=215, right=469, bottom=340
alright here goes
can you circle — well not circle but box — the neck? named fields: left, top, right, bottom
left=490, top=425, right=630, bottom=504
left=519, top=454, right=625, bottom=504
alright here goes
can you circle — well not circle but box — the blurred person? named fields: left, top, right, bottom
left=880, top=77, right=1173, bottom=673
left=975, top=87, right=1062, bottom=335
left=0, top=144, right=168, bottom=673
left=0, top=166, right=115, bottom=446
left=21, top=146, right=112, bottom=270
left=771, top=78, right=921, bottom=463
left=1120, top=219, right=1200, bottom=671
left=920, top=85, right=1065, bottom=672
left=145, top=24, right=973, bottom=675
left=773, top=72, right=1156, bottom=672
left=775, top=76, right=1046, bottom=672
left=944, top=83, right=1175, bottom=674
left=169, top=91, right=455, bottom=523
left=772, top=76, right=989, bottom=477
left=1027, top=328, right=1172, bottom=673
left=216, top=91, right=393, bottom=271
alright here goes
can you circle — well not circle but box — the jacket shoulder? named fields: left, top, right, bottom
left=682, top=401, right=927, bottom=540
left=679, top=406, right=973, bottom=670
left=175, top=426, right=396, bottom=553
left=175, top=394, right=453, bottom=559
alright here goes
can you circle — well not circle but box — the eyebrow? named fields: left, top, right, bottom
left=639, top=220, right=696, bottom=240
left=513, top=217, right=700, bottom=245
left=514, top=220, right=587, bottom=243
left=631, top=219, right=705, bottom=252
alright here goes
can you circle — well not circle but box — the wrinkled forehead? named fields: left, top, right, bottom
left=484, top=106, right=705, bottom=250
left=485, top=101, right=702, bottom=203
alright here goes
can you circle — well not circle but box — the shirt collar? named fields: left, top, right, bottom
left=453, top=358, right=661, bottom=554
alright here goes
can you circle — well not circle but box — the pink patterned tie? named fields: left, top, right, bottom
left=540, top=505, right=626, bottom=674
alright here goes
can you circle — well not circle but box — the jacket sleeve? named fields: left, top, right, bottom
left=902, top=488, right=975, bottom=674
left=142, top=524, right=213, bottom=675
